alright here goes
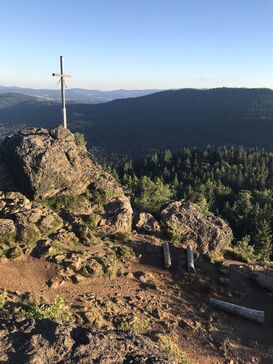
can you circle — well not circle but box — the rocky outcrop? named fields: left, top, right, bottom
left=2, top=127, right=94, bottom=200
left=0, top=127, right=133, bottom=234
left=0, top=319, right=170, bottom=363
left=161, top=200, right=233, bottom=254
left=97, top=196, right=133, bottom=234
left=136, top=212, right=161, bottom=235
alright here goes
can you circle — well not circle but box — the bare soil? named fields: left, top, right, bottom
left=0, top=235, right=272, bottom=364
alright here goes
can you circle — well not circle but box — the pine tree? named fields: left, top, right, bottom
left=254, top=220, right=273, bottom=261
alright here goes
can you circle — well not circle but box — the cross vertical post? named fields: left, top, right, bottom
left=60, top=56, right=67, bottom=129
left=52, top=56, right=71, bottom=129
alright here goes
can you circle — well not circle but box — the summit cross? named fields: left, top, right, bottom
left=52, top=56, right=71, bottom=129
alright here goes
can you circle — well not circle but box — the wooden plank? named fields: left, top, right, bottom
left=209, top=298, right=264, bottom=324
left=163, top=242, right=171, bottom=268
left=187, top=245, right=195, bottom=272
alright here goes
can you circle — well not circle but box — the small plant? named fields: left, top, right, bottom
left=157, top=333, right=189, bottom=364
left=115, top=245, right=135, bottom=259
left=168, top=224, right=182, bottom=246
left=225, top=235, right=256, bottom=264
left=41, top=195, right=78, bottom=211
left=130, top=316, right=149, bottom=332
left=74, top=132, right=87, bottom=147
left=5, top=246, right=23, bottom=259
left=112, top=231, right=132, bottom=242
left=97, top=252, right=121, bottom=278
left=0, top=290, right=7, bottom=308
left=118, top=314, right=149, bottom=332
left=84, top=214, right=99, bottom=230
left=43, top=240, right=66, bottom=258
left=16, top=297, right=72, bottom=321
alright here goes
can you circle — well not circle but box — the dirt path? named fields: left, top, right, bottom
left=0, top=249, right=272, bottom=364
left=0, top=256, right=58, bottom=294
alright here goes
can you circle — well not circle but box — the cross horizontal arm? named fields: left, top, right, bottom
left=52, top=73, right=71, bottom=78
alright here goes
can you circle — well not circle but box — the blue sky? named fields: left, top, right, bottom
left=1, top=0, right=273, bottom=90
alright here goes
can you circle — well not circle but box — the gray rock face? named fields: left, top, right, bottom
left=2, top=127, right=93, bottom=200
left=161, top=200, right=233, bottom=254
left=0, top=127, right=132, bottom=242
left=136, top=212, right=161, bottom=235
left=0, top=319, right=170, bottom=363
left=98, top=196, right=133, bottom=234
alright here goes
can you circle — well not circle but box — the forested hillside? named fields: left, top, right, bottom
left=116, top=146, right=273, bottom=261
left=1, top=88, right=273, bottom=155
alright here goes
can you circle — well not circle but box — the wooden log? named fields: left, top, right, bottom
left=187, top=245, right=195, bottom=272
left=163, top=242, right=171, bottom=268
left=209, top=298, right=264, bottom=324
left=250, top=272, right=273, bottom=292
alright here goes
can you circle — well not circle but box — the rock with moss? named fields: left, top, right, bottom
left=161, top=200, right=233, bottom=254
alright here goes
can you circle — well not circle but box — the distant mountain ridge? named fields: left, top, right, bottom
left=0, top=86, right=161, bottom=103
left=1, top=87, right=273, bottom=155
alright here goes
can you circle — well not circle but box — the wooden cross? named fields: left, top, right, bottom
left=52, top=56, right=71, bottom=129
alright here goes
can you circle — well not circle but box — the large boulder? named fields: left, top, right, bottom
left=135, top=212, right=161, bottom=235
left=97, top=196, right=133, bottom=234
left=0, top=127, right=133, bottom=235
left=161, top=200, right=233, bottom=254
left=1, top=127, right=93, bottom=200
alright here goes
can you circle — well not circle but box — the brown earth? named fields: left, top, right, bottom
left=0, top=235, right=272, bottom=364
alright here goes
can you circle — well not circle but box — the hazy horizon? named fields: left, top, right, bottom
left=1, top=84, right=273, bottom=93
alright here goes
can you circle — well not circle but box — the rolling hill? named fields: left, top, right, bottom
left=0, top=86, right=160, bottom=103
left=1, top=87, right=273, bottom=156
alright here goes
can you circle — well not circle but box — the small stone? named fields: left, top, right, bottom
left=124, top=272, right=134, bottom=279
left=72, top=274, right=86, bottom=283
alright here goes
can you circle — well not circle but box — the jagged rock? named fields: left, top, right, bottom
left=0, top=319, right=170, bottom=363
left=98, top=196, right=133, bottom=234
left=0, top=218, right=16, bottom=240
left=0, top=192, right=32, bottom=216
left=161, top=200, right=233, bottom=254
left=1, top=127, right=93, bottom=200
left=0, top=127, right=133, bottom=235
left=136, top=212, right=161, bottom=235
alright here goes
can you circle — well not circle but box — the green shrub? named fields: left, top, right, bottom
left=115, top=245, right=135, bottom=259
left=226, top=235, right=256, bottom=264
left=84, top=214, right=99, bottom=230
left=157, top=333, right=189, bottom=364
left=17, top=297, right=72, bottom=321
left=167, top=224, right=182, bottom=246
left=74, top=132, right=87, bottom=147
left=42, top=195, right=78, bottom=211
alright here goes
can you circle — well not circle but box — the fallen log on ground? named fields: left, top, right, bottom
left=250, top=272, right=273, bottom=292
left=209, top=298, right=264, bottom=324
left=163, top=242, right=171, bottom=268
left=187, top=245, right=195, bottom=272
